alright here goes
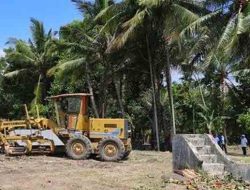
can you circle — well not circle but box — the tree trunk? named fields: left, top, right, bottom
left=114, top=77, right=125, bottom=117
left=192, top=106, right=196, bottom=133
left=85, top=61, right=99, bottom=118
left=121, top=73, right=126, bottom=110
left=99, top=66, right=109, bottom=118
left=40, top=71, right=49, bottom=104
left=146, top=34, right=160, bottom=151
left=165, top=46, right=176, bottom=137
left=220, top=76, right=228, bottom=144
left=34, top=74, right=42, bottom=105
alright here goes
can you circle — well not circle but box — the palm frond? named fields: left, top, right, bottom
left=188, top=31, right=209, bottom=58
left=179, top=10, right=220, bottom=41
left=99, top=11, right=124, bottom=34
left=5, top=39, right=35, bottom=62
left=4, top=69, right=29, bottom=78
left=8, top=51, right=35, bottom=64
left=202, top=50, right=215, bottom=69
left=98, top=0, right=109, bottom=10
left=48, top=58, right=85, bottom=76
left=241, top=15, right=250, bottom=33
left=220, top=13, right=245, bottom=56
left=94, top=4, right=115, bottom=21
left=30, top=18, right=46, bottom=51
left=15, top=40, right=36, bottom=61
left=107, top=9, right=147, bottom=52
left=236, top=12, right=244, bottom=34
left=216, top=16, right=237, bottom=50
left=83, top=33, right=97, bottom=43
left=232, top=68, right=250, bottom=76
left=71, top=0, right=95, bottom=16
left=197, top=112, right=208, bottom=121
left=172, top=4, right=199, bottom=24
left=71, top=42, right=95, bottom=52
left=224, top=33, right=238, bottom=56
left=177, top=0, right=210, bottom=14
left=138, top=0, right=166, bottom=8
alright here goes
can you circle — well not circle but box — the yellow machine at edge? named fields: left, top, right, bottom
left=0, top=93, right=132, bottom=161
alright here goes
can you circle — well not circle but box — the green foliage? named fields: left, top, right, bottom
left=237, top=110, right=250, bottom=133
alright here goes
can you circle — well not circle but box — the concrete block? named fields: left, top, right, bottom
left=200, top=154, right=217, bottom=163
left=196, top=146, right=211, bottom=154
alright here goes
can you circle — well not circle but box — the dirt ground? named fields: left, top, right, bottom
left=227, top=145, right=250, bottom=163
left=0, top=151, right=182, bottom=190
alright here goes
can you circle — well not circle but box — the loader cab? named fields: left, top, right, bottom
left=49, top=93, right=91, bottom=131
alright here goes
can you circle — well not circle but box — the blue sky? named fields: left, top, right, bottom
left=0, top=0, right=82, bottom=50
left=0, top=0, right=182, bottom=82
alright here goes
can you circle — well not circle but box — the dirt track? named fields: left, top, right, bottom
left=0, top=151, right=177, bottom=190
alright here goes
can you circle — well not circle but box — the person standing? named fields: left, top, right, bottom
left=214, top=133, right=219, bottom=144
left=218, top=133, right=227, bottom=154
left=241, top=134, right=248, bottom=156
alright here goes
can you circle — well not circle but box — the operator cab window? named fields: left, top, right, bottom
left=59, top=97, right=81, bottom=114
left=67, top=97, right=81, bottom=114
left=56, top=97, right=81, bottom=128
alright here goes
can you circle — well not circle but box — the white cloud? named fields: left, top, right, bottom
left=0, top=49, right=5, bottom=58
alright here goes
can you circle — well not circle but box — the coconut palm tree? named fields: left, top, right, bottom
left=194, top=0, right=250, bottom=141
left=49, top=0, right=118, bottom=118
left=95, top=0, right=220, bottom=142
left=4, top=18, right=58, bottom=104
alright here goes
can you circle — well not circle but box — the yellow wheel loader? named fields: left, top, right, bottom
left=0, top=93, right=132, bottom=161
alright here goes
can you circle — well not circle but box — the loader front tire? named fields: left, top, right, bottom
left=66, top=136, right=92, bottom=160
left=98, top=136, right=125, bottom=161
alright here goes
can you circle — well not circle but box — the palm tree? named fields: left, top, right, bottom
left=95, top=0, right=220, bottom=143
left=195, top=0, right=250, bottom=141
left=4, top=18, right=58, bottom=104
left=49, top=0, right=117, bottom=118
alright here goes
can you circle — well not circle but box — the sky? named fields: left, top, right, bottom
left=0, top=0, right=82, bottom=51
left=0, top=0, right=182, bottom=82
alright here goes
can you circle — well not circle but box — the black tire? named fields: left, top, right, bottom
left=66, top=136, right=92, bottom=160
left=122, top=150, right=131, bottom=159
left=123, top=138, right=132, bottom=159
left=98, top=136, right=125, bottom=161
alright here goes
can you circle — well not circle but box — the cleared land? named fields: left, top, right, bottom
left=0, top=151, right=179, bottom=190
left=227, top=145, right=250, bottom=163
left=1, top=147, right=249, bottom=190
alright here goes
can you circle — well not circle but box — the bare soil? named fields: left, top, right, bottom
left=227, top=145, right=250, bottom=163
left=0, top=151, right=180, bottom=190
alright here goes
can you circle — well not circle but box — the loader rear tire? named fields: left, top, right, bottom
left=66, top=136, right=92, bottom=160
left=98, top=136, right=125, bottom=161
left=123, top=138, right=132, bottom=159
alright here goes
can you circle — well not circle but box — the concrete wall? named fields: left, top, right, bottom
left=173, top=134, right=250, bottom=182
left=172, top=134, right=203, bottom=170
left=204, top=134, right=232, bottom=164
left=228, top=163, right=250, bottom=182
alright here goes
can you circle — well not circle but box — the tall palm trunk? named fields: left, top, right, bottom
left=34, top=74, right=42, bottom=105
left=40, top=72, right=49, bottom=104
left=99, top=62, right=109, bottom=118
left=113, top=75, right=125, bottom=117
left=146, top=34, right=160, bottom=151
left=166, top=47, right=176, bottom=137
left=85, top=61, right=99, bottom=118
left=220, top=75, right=228, bottom=143
left=198, top=83, right=212, bottom=134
